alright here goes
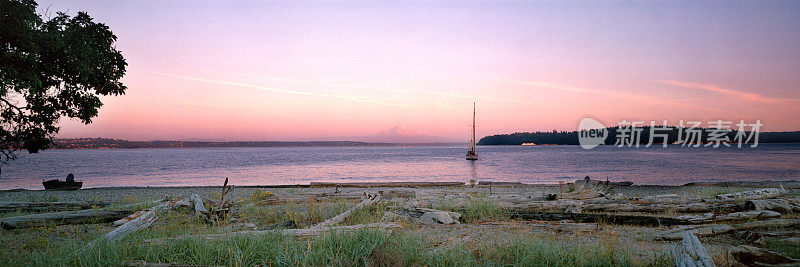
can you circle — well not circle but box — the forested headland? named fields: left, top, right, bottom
left=478, top=128, right=800, bottom=146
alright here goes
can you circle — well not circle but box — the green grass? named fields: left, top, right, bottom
left=0, top=228, right=668, bottom=266
left=0, top=196, right=673, bottom=266
left=765, top=238, right=800, bottom=259
left=432, top=196, right=509, bottom=223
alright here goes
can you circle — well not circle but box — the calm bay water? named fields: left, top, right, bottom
left=1, top=144, right=799, bottom=189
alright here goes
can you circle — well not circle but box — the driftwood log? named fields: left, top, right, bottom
left=583, top=202, right=743, bottom=214
left=673, top=232, right=716, bottom=267
left=711, top=188, right=781, bottom=201
left=209, top=178, right=233, bottom=222
left=656, top=224, right=734, bottom=241
left=0, top=201, right=109, bottom=212
left=87, top=198, right=190, bottom=246
left=313, top=193, right=381, bottom=228
left=733, top=218, right=800, bottom=231
left=153, top=222, right=403, bottom=242
left=730, top=245, right=800, bottom=266
left=745, top=198, right=800, bottom=213
left=383, top=206, right=462, bottom=225
left=190, top=194, right=210, bottom=223
left=656, top=219, right=800, bottom=240
left=675, top=210, right=781, bottom=223
left=508, top=210, right=691, bottom=226
left=0, top=209, right=130, bottom=229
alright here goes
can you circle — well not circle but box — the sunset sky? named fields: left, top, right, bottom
left=46, top=0, right=800, bottom=141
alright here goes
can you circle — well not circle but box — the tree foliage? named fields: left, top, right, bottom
left=0, top=0, right=126, bottom=168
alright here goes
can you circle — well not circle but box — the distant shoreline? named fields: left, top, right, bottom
left=52, top=138, right=463, bottom=149
left=5, top=180, right=799, bottom=192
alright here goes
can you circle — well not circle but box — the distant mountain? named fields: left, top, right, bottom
left=358, top=126, right=460, bottom=144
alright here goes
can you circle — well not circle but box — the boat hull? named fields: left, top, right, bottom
left=42, top=180, right=83, bottom=191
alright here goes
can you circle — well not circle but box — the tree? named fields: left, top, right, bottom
left=0, top=0, right=127, bottom=172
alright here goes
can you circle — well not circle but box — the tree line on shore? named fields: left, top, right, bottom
left=478, top=127, right=800, bottom=146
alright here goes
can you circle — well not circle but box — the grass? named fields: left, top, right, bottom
left=765, top=238, right=800, bottom=259
left=1, top=227, right=668, bottom=266
left=433, top=196, right=509, bottom=222
left=0, top=193, right=674, bottom=266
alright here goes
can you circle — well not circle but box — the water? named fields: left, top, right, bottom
left=1, top=144, right=799, bottom=189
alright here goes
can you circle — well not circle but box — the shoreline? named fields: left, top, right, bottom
left=4, top=179, right=800, bottom=192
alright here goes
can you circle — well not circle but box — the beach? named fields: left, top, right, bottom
left=2, top=180, right=799, bottom=266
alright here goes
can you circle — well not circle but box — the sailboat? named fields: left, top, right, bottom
left=466, top=102, right=479, bottom=160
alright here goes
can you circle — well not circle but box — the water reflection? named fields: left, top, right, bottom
left=1, top=144, right=799, bottom=189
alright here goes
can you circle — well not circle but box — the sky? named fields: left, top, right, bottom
left=43, top=0, right=800, bottom=141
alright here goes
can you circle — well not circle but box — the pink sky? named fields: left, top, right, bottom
left=46, top=1, right=800, bottom=141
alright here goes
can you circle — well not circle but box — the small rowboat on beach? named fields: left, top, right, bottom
left=42, top=174, right=82, bottom=191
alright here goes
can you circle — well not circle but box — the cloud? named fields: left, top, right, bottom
left=660, top=80, right=800, bottom=104
left=435, top=101, right=454, bottom=109
left=491, top=77, right=702, bottom=108
left=192, top=70, right=522, bottom=104
left=151, top=72, right=414, bottom=108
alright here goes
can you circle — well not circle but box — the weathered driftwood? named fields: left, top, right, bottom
left=313, top=193, right=381, bottom=228
left=655, top=224, right=734, bottom=241
left=208, top=178, right=234, bottom=222
left=190, top=194, right=210, bottom=223
left=730, top=245, right=800, bottom=266
left=582, top=202, right=743, bottom=214
left=309, top=182, right=463, bottom=188
left=732, top=219, right=800, bottom=231
left=382, top=206, right=462, bottom=225
left=745, top=198, right=800, bottom=213
left=88, top=198, right=189, bottom=246
left=675, top=210, right=781, bottom=223
left=712, top=188, right=781, bottom=201
left=156, top=222, right=403, bottom=242
left=0, top=209, right=130, bottom=229
left=639, top=194, right=684, bottom=203
left=508, top=210, right=691, bottom=226
left=658, top=219, right=800, bottom=240
left=673, top=232, right=716, bottom=267
left=113, top=210, right=148, bottom=226
left=0, top=201, right=109, bottom=212
left=560, top=177, right=609, bottom=200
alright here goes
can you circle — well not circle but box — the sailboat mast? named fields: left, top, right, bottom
left=471, top=102, right=476, bottom=150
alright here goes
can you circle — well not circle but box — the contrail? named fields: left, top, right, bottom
left=191, top=70, right=522, bottom=104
